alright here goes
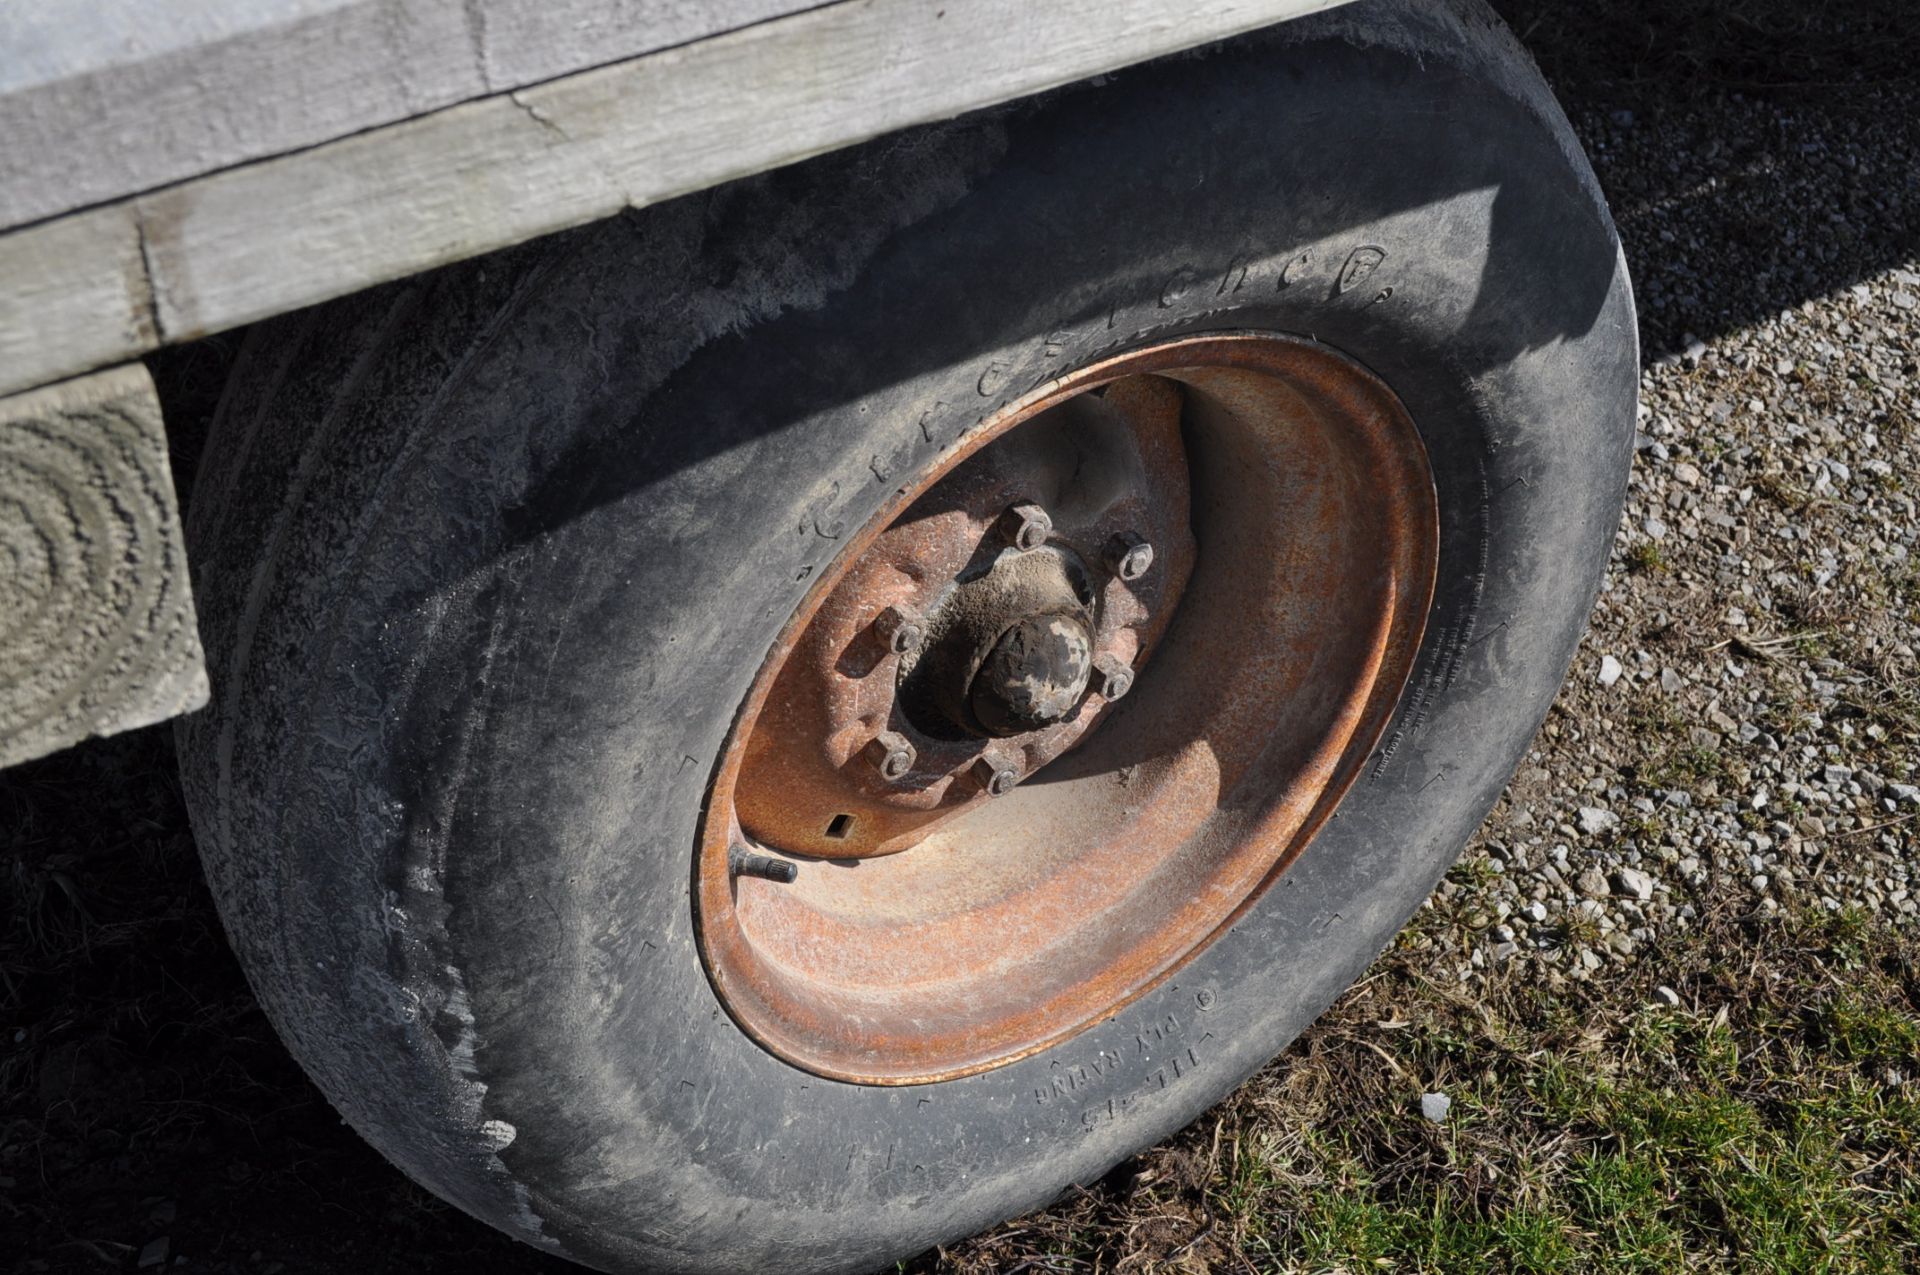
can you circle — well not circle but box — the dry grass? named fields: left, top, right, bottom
left=910, top=900, right=1920, bottom=1274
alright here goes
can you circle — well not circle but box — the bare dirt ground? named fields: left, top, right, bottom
left=6, top=3, right=1918, bottom=1272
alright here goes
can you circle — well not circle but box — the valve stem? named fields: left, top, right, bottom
left=729, top=846, right=798, bottom=883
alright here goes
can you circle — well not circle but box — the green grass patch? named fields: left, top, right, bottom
left=921, top=908, right=1920, bottom=1274
left=1624, top=541, right=1670, bottom=575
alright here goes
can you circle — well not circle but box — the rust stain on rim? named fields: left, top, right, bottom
left=695, top=332, right=1439, bottom=1085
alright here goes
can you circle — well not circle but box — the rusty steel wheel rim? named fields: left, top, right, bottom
left=695, top=333, right=1439, bottom=1085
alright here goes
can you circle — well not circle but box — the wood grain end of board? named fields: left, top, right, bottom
left=0, top=362, right=209, bottom=768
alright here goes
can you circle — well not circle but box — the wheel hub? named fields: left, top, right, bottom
left=902, top=539, right=1107, bottom=741
left=732, top=375, right=1195, bottom=859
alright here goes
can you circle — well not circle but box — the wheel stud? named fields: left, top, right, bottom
left=729, top=846, right=798, bottom=883
left=1103, top=531, right=1154, bottom=581
left=1091, top=653, right=1134, bottom=702
left=863, top=730, right=918, bottom=783
left=997, top=502, right=1053, bottom=552
left=971, top=750, right=1021, bottom=797
left=873, top=604, right=925, bottom=655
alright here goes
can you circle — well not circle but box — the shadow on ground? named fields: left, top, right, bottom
left=6, top=1, right=1918, bottom=1271
left=1490, top=0, right=1920, bottom=362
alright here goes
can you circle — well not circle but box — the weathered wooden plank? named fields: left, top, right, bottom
left=0, top=206, right=154, bottom=396
left=0, top=0, right=1352, bottom=396
left=0, top=363, right=209, bottom=768
left=0, top=0, right=826, bottom=230
left=473, top=0, right=824, bottom=100
left=0, top=1, right=482, bottom=228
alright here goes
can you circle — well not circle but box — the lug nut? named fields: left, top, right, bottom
left=863, top=730, right=918, bottom=783
left=873, top=604, right=925, bottom=655
left=729, top=846, right=798, bottom=883
left=1091, top=653, right=1134, bottom=702
left=1104, top=531, right=1154, bottom=581
left=998, top=502, right=1053, bottom=552
left=971, top=750, right=1021, bottom=797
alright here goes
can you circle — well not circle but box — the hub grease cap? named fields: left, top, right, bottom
left=968, top=613, right=1094, bottom=736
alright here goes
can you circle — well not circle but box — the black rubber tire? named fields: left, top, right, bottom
left=177, top=3, right=1635, bottom=1271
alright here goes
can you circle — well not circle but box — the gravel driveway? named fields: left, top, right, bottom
left=5, top=3, right=1917, bottom=1271
left=1437, top=15, right=1920, bottom=988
